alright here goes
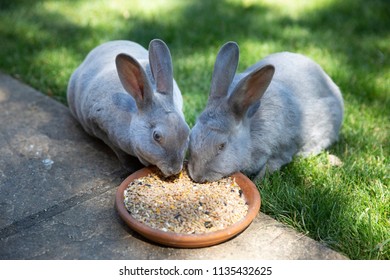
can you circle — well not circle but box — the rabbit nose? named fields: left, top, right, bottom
left=162, top=162, right=183, bottom=176
left=191, top=174, right=205, bottom=183
left=188, top=164, right=204, bottom=183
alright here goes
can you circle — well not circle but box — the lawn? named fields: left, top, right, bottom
left=0, top=0, right=388, bottom=259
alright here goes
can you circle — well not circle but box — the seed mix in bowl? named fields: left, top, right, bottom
left=123, top=168, right=249, bottom=234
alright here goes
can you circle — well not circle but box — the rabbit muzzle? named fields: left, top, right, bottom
left=187, top=161, right=207, bottom=183
left=160, top=163, right=183, bottom=177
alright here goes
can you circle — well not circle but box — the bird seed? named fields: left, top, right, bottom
left=123, top=167, right=249, bottom=234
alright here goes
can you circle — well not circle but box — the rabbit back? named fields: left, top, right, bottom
left=67, top=41, right=148, bottom=136
left=67, top=40, right=189, bottom=176
left=240, top=52, right=343, bottom=176
left=249, top=52, right=343, bottom=151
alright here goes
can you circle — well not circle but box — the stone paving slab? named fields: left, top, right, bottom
left=0, top=73, right=347, bottom=259
left=0, top=73, right=126, bottom=231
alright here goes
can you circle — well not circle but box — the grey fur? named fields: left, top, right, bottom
left=188, top=42, right=344, bottom=182
left=67, top=39, right=190, bottom=176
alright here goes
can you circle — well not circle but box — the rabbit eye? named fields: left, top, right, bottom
left=218, top=143, right=226, bottom=152
left=153, top=131, right=162, bottom=142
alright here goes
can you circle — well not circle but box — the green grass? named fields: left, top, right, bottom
left=0, top=0, right=388, bottom=259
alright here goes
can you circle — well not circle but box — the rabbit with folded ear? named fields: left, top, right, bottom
left=67, top=39, right=190, bottom=176
left=188, top=41, right=344, bottom=182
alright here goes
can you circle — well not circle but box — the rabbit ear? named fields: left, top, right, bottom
left=149, top=39, right=173, bottom=95
left=116, top=53, right=154, bottom=110
left=228, top=65, right=275, bottom=120
left=208, top=41, right=239, bottom=104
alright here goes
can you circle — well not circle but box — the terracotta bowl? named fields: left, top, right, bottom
left=115, top=167, right=261, bottom=248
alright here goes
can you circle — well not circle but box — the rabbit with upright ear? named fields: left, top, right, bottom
left=67, top=39, right=190, bottom=176
left=188, top=42, right=344, bottom=182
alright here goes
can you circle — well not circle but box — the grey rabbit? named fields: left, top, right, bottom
left=67, top=39, right=190, bottom=176
left=188, top=42, right=344, bottom=182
